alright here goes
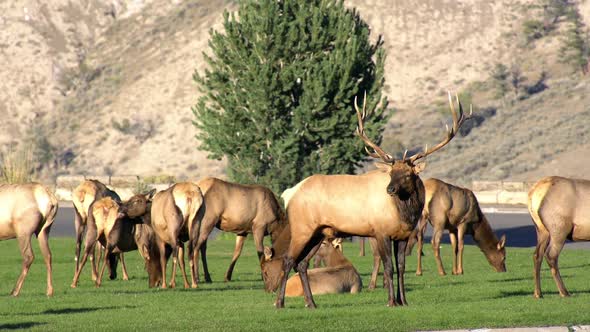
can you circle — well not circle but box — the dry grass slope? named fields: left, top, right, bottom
left=1, top=0, right=588, bottom=184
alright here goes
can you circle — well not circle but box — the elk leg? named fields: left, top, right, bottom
left=545, top=233, right=570, bottom=297
left=71, top=226, right=97, bottom=288
left=431, top=227, right=446, bottom=276
left=394, top=239, right=408, bottom=305
left=296, top=236, right=323, bottom=309
left=200, top=240, right=212, bottom=283
left=225, top=235, right=246, bottom=282
left=369, top=237, right=380, bottom=289
left=415, top=217, right=427, bottom=276
left=191, top=218, right=215, bottom=287
left=359, top=237, right=365, bottom=256
left=533, top=228, right=550, bottom=298
left=74, top=211, right=84, bottom=274
left=275, top=235, right=311, bottom=308
left=156, top=238, right=169, bottom=289
left=120, top=253, right=129, bottom=281
left=376, top=236, right=397, bottom=307
left=178, top=243, right=190, bottom=289
left=38, top=225, right=54, bottom=297
left=10, top=234, right=34, bottom=297
left=449, top=230, right=458, bottom=275
left=456, top=225, right=466, bottom=275
left=96, top=243, right=112, bottom=287
left=170, top=245, right=179, bottom=288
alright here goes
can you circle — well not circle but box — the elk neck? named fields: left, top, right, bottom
left=470, top=211, right=500, bottom=254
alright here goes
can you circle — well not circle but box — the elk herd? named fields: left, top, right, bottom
left=1, top=93, right=588, bottom=310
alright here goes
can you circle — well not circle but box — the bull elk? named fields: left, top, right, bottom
left=71, top=190, right=156, bottom=288
left=0, top=183, right=58, bottom=296
left=150, top=182, right=203, bottom=289
left=261, top=92, right=471, bottom=308
left=529, top=176, right=590, bottom=298
left=273, top=238, right=362, bottom=296
left=72, top=179, right=121, bottom=280
left=413, top=178, right=506, bottom=276
left=189, top=177, right=286, bottom=288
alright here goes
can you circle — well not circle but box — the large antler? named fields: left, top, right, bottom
left=354, top=92, right=394, bottom=163
left=408, top=92, right=473, bottom=163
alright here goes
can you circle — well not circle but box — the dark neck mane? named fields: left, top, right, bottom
left=392, top=180, right=425, bottom=227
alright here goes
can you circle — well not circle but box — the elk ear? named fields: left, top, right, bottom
left=374, top=162, right=392, bottom=172
left=413, top=161, right=427, bottom=174
left=144, top=188, right=157, bottom=200
left=264, top=246, right=274, bottom=261
left=498, top=234, right=506, bottom=250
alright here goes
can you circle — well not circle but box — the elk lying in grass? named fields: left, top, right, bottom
left=274, top=238, right=362, bottom=296
left=189, top=177, right=286, bottom=288
left=0, top=183, right=58, bottom=296
left=71, top=190, right=156, bottom=288
left=261, top=93, right=471, bottom=308
left=413, top=178, right=506, bottom=276
left=150, top=182, right=203, bottom=289
left=529, top=176, right=590, bottom=298
left=72, top=179, right=121, bottom=280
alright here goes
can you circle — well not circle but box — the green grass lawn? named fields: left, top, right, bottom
left=1, top=236, right=589, bottom=331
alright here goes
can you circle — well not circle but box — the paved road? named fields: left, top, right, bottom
left=50, top=202, right=589, bottom=249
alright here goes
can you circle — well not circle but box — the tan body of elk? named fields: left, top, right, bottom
left=413, top=178, right=506, bottom=276
left=71, top=190, right=155, bottom=288
left=150, top=182, right=203, bottom=289
left=283, top=239, right=362, bottom=296
left=529, top=176, right=590, bottom=298
left=189, top=177, right=286, bottom=288
left=72, top=180, right=121, bottom=280
left=0, top=183, right=58, bottom=296
left=261, top=93, right=471, bottom=309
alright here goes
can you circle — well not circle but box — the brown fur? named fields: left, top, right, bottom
left=0, top=183, right=58, bottom=296
left=151, top=182, right=203, bottom=289
left=71, top=190, right=156, bottom=288
left=189, top=177, right=286, bottom=288
left=529, top=176, right=590, bottom=298
left=262, top=94, right=470, bottom=309
left=413, top=178, right=506, bottom=276
left=71, top=180, right=120, bottom=281
left=283, top=239, right=362, bottom=297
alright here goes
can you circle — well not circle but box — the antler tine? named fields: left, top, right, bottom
left=409, top=93, right=473, bottom=163
left=354, top=93, right=394, bottom=163
left=402, top=149, right=408, bottom=161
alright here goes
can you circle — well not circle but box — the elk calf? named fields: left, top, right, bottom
left=276, top=238, right=361, bottom=297
left=529, top=176, right=590, bottom=298
left=414, top=178, right=506, bottom=276
left=0, top=183, right=58, bottom=296
left=72, top=179, right=121, bottom=280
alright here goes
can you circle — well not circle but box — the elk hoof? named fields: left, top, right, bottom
left=305, top=303, right=317, bottom=309
left=415, top=271, right=422, bottom=276
left=560, top=292, right=571, bottom=298
left=438, top=272, right=446, bottom=276
left=70, top=283, right=77, bottom=289
left=533, top=293, right=543, bottom=299
left=191, top=284, right=198, bottom=289
left=387, top=301, right=397, bottom=307
left=46, top=290, right=54, bottom=297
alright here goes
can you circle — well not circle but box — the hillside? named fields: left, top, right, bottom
left=1, top=0, right=589, bottom=186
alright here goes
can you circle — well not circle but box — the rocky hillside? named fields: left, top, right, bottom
left=1, top=0, right=589, bottom=186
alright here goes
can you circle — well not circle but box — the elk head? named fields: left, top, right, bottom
left=120, top=189, right=156, bottom=219
left=487, top=234, right=507, bottom=272
left=355, top=92, right=472, bottom=200
left=261, top=247, right=283, bottom=292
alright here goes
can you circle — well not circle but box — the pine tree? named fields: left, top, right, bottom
left=193, top=0, right=388, bottom=194
left=559, top=5, right=589, bottom=75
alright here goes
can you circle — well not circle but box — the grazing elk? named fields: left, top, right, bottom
left=189, top=177, right=286, bottom=288
left=150, top=182, right=203, bottom=289
left=261, top=93, right=471, bottom=309
left=0, top=183, right=58, bottom=296
left=529, top=176, right=590, bottom=298
left=414, top=178, right=506, bottom=276
left=72, top=179, right=121, bottom=280
left=276, top=238, right=362, bottom=296
left=71, top=190, right=156, bottom=288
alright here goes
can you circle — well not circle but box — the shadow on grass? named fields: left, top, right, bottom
left=492, top=288, right=590, bottom=299
left=42, top=306, right=135, bottom=315
left=0, top=322, right=46, bottom=330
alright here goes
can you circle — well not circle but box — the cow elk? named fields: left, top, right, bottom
left=150, top=182, right=203, bottom=289
left=414, top=178, right=506, bottom=276
left=529, top=176, right=590, bottom=298
left=0, top=183, right=58, bottom=296
left=271, top=238, right=362, bottom=297
left=261, top=92, right=472, bottom=308
left=71, top=190, right=156, bottom=288
left=72, top=179, right=121, bottom=280
left=189, top=177, right=286, bottom=288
